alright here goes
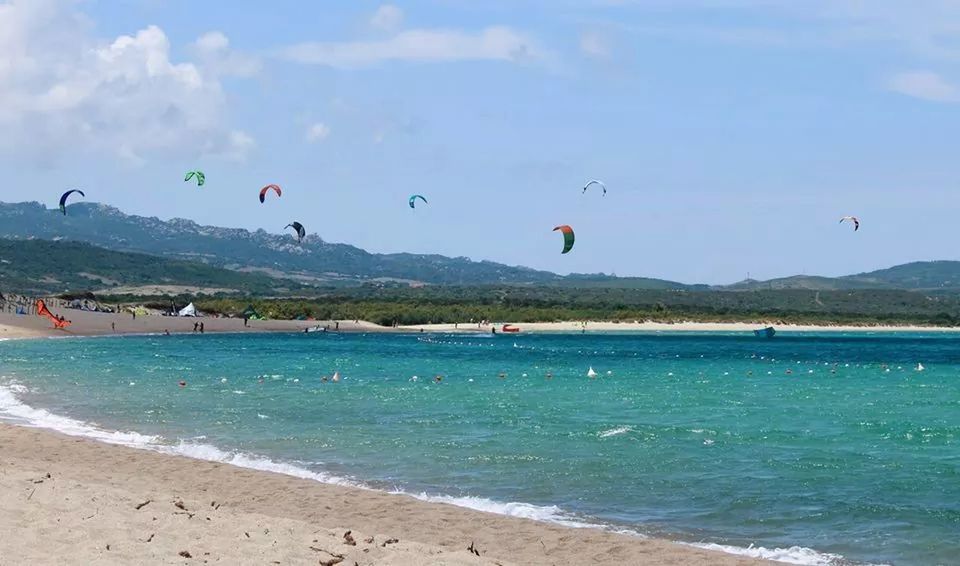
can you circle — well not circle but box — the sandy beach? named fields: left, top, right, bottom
left=0, top=307, right=387, bottom=340
left=4, top=304, right=956, bottom=342
left=402, top=320, right=960, bottom=334
left=0, top=424, right=765, bottom=565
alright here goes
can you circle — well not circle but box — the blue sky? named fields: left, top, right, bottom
left=2, top=0, right=959, bottom=284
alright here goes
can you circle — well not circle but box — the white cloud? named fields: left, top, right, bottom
left=370, top=4, right=404, bottom=33
left=579, top=31, right=611, bottom=59
left=305, top=122, right=331, bottom=143
left=0, top=0, right=253, bottom=163
left=280, top=26, right=546, bottom=68
left=887, top=71, right=960, bottom=103
left=607, top=1, right=960, bottom=59
left=193, top=31, right=261, bottom=78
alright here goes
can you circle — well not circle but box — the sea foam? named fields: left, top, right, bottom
left=0, top=381, right=853, bottom=566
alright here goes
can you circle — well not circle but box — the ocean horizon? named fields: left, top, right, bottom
left=2, top=331, right=958, bottom=565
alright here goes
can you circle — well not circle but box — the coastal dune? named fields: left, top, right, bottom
left=0, top=424, right=765, bottom=565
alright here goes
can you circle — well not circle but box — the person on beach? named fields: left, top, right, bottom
left=193, top=322, right=199, bottom=332
left=164, top=329, right=170, bottom=336
left=243, top=316, right=249, bottom=327
left=199, top=322, right=204, bottom=334
left=131, top=310, right=136, bottom=321
left=111, top=322, right=115, bottom=332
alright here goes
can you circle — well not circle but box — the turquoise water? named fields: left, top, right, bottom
left=2, top=332, right=959, bottom=565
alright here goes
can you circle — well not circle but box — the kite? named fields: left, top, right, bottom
left=839, top=216, right=860, bottom=231
left=58, top=189, right=85, bottom=215
left=184, top=170, right=205, bottom=186
left=36, top=300, right=71, bottom=330
left=285, top=221, right=306, bottom=243
left=582, top=180, right=607, bottom=196
left=553, top=225, right=575, bottom=254
left=409, top=194, right=428, bottom=209
left=259, top=184, right=282, bottom=203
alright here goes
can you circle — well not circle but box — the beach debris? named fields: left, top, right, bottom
left=134, top=499, right=152, bottom=510
left=184, top=170, right=205, bottom=186
left=364, top=536, right=375, bottom=544
left=582, top=179, right=607, bottom=196
left=27, top=488, right=36, bottom=500
left=381, top=538, right=399, bottom=547
left=318, top=556, right=345, bottom=566
left=259, top=184, right=282, bottom=203
left=178, top=550, right=192, bottom=558
left=468, top=541, right=481, bottom=556
left=552, top=224, right=575, bottom=254
left=59, top=189, right=85, bottom=215
left=409, top=194, right=428, bottom=209
left=343, top=531, right=357, bottom=546
left=245, top=532, right=250, bottom=538
left=285, top=221, right=306, bottom=243
left=174, top=500, right=188, bottom=511
left=143, top=533, right=155, bottom=543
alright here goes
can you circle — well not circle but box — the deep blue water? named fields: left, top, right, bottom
left=2, top=331, right=959, bottom=565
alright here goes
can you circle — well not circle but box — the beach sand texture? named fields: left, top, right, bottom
left=0, top=424, right=764, bottom=565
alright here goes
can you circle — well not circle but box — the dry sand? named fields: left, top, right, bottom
left=0, top=424, right=765, bottom=565
left=403, top=320, right=960, bottom=333
left=3, top=303, right=955, bottom=342
left=0, top=307, right=387, bottom=340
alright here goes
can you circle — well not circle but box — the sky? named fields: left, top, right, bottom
left=2, top=0, right=960, bottom=284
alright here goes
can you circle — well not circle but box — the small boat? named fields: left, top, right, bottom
left=753, top=327, right=776, bottom=338
left=501, top=324, right=520, bottom=333
left=916, top=363, right=925, bottom=372
left=587, top=367, right=598, bottom=378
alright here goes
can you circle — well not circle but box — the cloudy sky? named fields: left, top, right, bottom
left=2, top=0, right=959, bottom=284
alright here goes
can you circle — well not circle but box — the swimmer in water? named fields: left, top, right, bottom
left=434, top=375, right=443, bottom=383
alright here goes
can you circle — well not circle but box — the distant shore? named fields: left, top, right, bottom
left=4, top=308, right=960, bottom=341
left=0, top=308, right=389, bottom=340
left=400, top=320, right=960, bottom=334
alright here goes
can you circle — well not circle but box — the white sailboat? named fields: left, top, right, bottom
left=587, top=367, right=598, bottom=378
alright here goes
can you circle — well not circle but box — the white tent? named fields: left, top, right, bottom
left=178, top=303, right=201, bottom=317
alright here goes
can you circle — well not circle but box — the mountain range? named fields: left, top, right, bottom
left=2, top=201, right=960, bottom=294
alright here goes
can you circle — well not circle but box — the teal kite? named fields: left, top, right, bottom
left=409, top=194, right=428, bottom=209
left=185, top=170, right=205, bottom=186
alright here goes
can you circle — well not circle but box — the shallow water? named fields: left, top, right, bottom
left=2, top=331, right=959, bottom=565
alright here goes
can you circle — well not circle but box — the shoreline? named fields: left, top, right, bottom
left=400, top=320, right=960, bottom=334
left=0, top=421, right=769, bottom=565
left=4, top=309, right=960, bottom=341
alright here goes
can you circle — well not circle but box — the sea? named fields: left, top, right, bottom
left=2, top=331, right=958, bottom=566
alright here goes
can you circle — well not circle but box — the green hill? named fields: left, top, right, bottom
left=0, top=201, right=686, bottom=289
left=0, top=239, right=295, bottom=296
left=842, top=261, right=960, bottom=290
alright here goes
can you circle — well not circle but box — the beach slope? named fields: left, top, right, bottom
left=0, top=424, right=764, bottom=565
